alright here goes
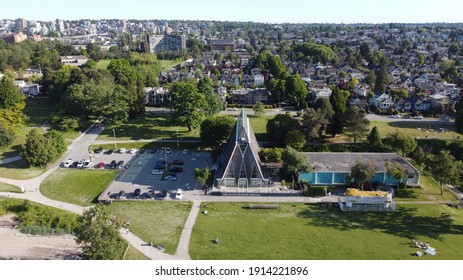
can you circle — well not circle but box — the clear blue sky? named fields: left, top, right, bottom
left=1, top=0, right=462, bottom=24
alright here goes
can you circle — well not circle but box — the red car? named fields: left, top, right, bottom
left=172, top=160, right=184, bottom=165
left=97, top=162, right=105, bottom=169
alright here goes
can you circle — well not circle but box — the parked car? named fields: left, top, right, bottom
left=129, top=148, right=137, bottom=154
left=106, top=149, right=114, bottom=155
left=154, top=164, right=165, bottom=170
left=117, top=190, right=125, bottom=199
left=170, top=166, right=183, bottom=172
left=124, top=163, right=130, bottom=169
left=160, top=190, right=168, bottom=198
left=63, top=159, right=73, bottom=168
left=175, top=189, right=183, bottom=200
left=133, top=188, right=141, bottom=197
left=97, top=162, right=105, bottom=169
left=83, top=159, right=92, bottom=168
left=172, top=160, right=184, bottom=165
left=164, top=174, right=177, bottom=181
left=150, top=149, right=157, bottom=154
left=110, top=160, right=117, bottom=169
left=165, top=147, right=172, bottom=154
left=77, top=159, right=86, bottom=168
left=94, top=147, right=103, bottom=154
left=390, top=115, right=400, bottom=119
left=414, top=115, right=424, bottom=119
left=139, top=148, right=146, bottom=154
left=182, top=149, right=188, bottom=155
left=117, top=160, right=124, bottom=167
left=152, top=169, right=163, bottom=175
left=70, top=161, right=78, bottom=168
left=119, top=148, right=126, bottom=153
left=156, top=160, right=166, bottom=167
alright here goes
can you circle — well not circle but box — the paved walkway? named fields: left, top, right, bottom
left=175, top=200, right=201, bottom=260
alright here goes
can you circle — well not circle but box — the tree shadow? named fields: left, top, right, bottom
left=297, top=204, right=463, bottom=240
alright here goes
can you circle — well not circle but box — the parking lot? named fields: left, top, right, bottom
left=101, top=148, right=212, bottom=200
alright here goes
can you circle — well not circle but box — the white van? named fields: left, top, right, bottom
left=175, top=189, right=183, bottom=200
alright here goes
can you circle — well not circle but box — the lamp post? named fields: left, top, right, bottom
left=176, top=130, right=179, bottom=150
left=113, top=129, right=117, bottom=150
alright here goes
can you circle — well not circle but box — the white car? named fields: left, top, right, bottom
left=77, top=159, right=85, bottom=168
left=83, top=159, right=93, bottom=168
left=175, top=189, right=183, bottom=200
left=165, top=147, right=172, bottom=154
left=414, top=115, right=424, bottom=119
left=129, top=148, right=137, bottom=154
left=119, top=148, right=126, bottom=153
left=152, top=169, right=163, bottom=175
left=63, top=159, right=73, bottom=168
left=182, top=149, right=188, bottom=155
left=390, top=115, right=400, bottom=119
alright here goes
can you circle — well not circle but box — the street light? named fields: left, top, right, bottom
left=176, top=130, right=179, bottom=150
left=113, top=129, right=117, bottom=150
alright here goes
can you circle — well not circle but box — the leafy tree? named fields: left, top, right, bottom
left=169, top=82, right=207, bottom=131
left=0, top=76, right=24, bottom=109
left=107, top=58, right=136, bottom=86
left=386, top=160, right=407, bottom=191
left=390, top=89, right=409, bottom=100
left=260, top=147, right=283, bottom=162
left=0, top=121, right=14, bottom=147
left=74, top=205, right=127, bottom=260
left=200, top=115, right=235, bottom=148
left=267, top=55, right=288, bottom=79
left=198, top=77, right=222, bottom=115
left=194, top=167, right=210, bottom=190
left=21, top=129, right=67, bottom=167
left=293, top=43, right=337, bottom=64
left=385, top=131, right=417, bottom=157
left=267, top=78, right=286, bottom=103
left=329, top=86, right=349, bottom=136
left=285, top=74, right=308, bottom=106
left=284, top=129, right=306, bottom=151
left=429, top=150, right=462, bottom=195
left=302, top=108, right=328, bottom=146
left=253, top=102, right=265, bottom=117
left=282, top=146, right=311, bottom=182
left=374, top=57, right=389, bottom=93
left=348, top=161, right=376, bottom=190
left=314, top=97, right=334, bottom=123
left=344, top=107, right=370, bottom=148
left=267, top=114, right=301, bottom=147
left=368, top=126, right=382, bottom=146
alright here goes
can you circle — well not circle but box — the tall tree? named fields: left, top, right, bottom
left=194, top=167, right=210, bottom=190
left=386, top=131, right=417, bottom=157
left=200, top=115, right=235, bottom=148
left=74, top=205, right=127, bottom=260
left=385, top=160, right=407, bottom=192
left=0, top=121, right=14, bottom=147
left=21, top=129, right=67, bottom=168
left=198, top=77, right=222, bottom=115
left=282, top=146, right=311, bottom=182
left=374, top=56, right=389, bottom=93
left=430, top=150, right=462, bottom=195
left=169, top=82, right=207, bottom=131
left=0, top=76, right=24, bottom=109
left=285, top=74, right=308, bottom=106
left=267, top=114, right=301, bottom=147
left=348, top=161, right=376, bottom=190
left=368, top=126, right=382, bottom=146
left=302, top=108, right=328, bottom=146
left=344, top=107, right=370, bottom=148
left=329, top=86, right=349, bottom=136
left=253, top=102, right=265, bottom=117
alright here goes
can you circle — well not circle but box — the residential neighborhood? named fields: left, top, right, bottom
left=1, top=5, right=463, bottom=267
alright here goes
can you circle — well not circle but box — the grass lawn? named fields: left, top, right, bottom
left=40, top=169, right=118, bottom=206
left=158, top=60, right=179, bottom=71
left=124, top=245, right=150, bottom=260
left=190, top=202, right=463, bottom=260
left=370, top=120, right=460, bottom=140
left=107, top=201, right=191, bottom=255
left=0, top=127, right=38, bottom=160
left=248, top=115, right=272, bottom=141
left=95, top=59, right=111, bottom=70
left=394, top=174, right=459, bottom=202
left=23, top=97, right=55, bottom=127
left=0, top=182, right=22, bottom=193
left=0, top=160, right=45, bottom=179
left=97, top=113, right=199, bottom=141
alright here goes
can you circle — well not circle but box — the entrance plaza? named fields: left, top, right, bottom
left=99, top=149, right=211, bottom=200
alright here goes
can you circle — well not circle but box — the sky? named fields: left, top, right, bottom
left=1, top=0, right=462, bottom=24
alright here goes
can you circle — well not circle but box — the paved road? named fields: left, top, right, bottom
left=366, top=113, right=454, bottom=123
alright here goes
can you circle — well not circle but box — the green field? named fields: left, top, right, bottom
left=158, top=60, right=180, bottom=71
left=107, top=201, right=191, bottom=255
left=248, top=115, right=271, bottom=141
left=95, top=59, right=111, bottom=70
left=40, top=169, right=118, bottom=206
left=0, top=182, right=22, bottom=193
left=97, top=113, right=199, bottom=141
left=23, top=97, right=55, bottom=127
left=190, top=202, right=463, bottom=260
left=394, top=174, right=458, bottom=202
left=124, top=245, right=150, bottom=260
left=370, top=120, right=460, bottom=140
left=0, top=160, right=45, bottom=179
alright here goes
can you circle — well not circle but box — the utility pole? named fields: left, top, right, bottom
left=177, top=130, right=179, bottom=150
left=113, top=129, right=117, bottom=149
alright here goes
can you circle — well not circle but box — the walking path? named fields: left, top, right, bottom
left=175, top=200, right=201, bottom=260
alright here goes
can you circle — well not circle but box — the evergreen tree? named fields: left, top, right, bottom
left=0, top=121, right=14, bottom=147
left=329, top=86, right=349, bottom=136
left=344, top=107, right=370, bottom=148
left=368, top=126, right=382, bottom=146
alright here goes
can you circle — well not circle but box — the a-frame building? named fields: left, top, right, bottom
left=215, top=109, right=270, bottom=192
